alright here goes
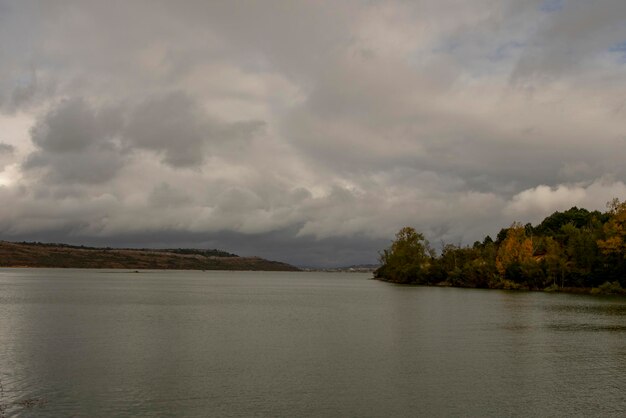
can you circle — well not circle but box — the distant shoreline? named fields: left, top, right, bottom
left=0, top=240, right=299, bottom=272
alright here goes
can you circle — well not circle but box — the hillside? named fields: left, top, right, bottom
left=0, top=241, right=299, bottom=271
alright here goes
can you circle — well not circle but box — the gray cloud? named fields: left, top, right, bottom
left=30, top=98, right=114, bottom=152
left=1, top=1, right=626, bottom=266
left=125, top=92, right=264, bottom=167
left=125, top=93, right=209, bottom=167
left=0, top=143, right=14, bottom=154
left=21, top=92, right=265, bottom=186
left=0, top=142, right=15, bottom=172
left=512, top=0, right=626, bottom=80
left=22, top=98, right=126, bottom=184
left=23, top=145, right=125, bottom=185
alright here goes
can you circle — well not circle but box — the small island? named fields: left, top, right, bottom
left=375, top=199, right=626, bottom=295
left=0, top=241, right=299, bottom=271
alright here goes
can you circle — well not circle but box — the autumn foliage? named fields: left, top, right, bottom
left=376, top=201, right=626, bottom=292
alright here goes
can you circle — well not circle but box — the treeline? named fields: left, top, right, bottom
left=374, top=199, right=626, bottom=294
left=15, top=241, right=237, bottom=258
left=160, top=248, right=238, bottom=258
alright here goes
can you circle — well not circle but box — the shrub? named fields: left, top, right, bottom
left=591, top=281, right=625, bottom=295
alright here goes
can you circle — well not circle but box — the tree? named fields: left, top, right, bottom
left=535, top=206, right=600, bottom=236
left=375, top=227, right=433, bottom=284
left=597, top=199, right=626, bottom=257
left=495, top=222, right=535, bottom=279
left=374, top=198, right=624, bottom=291
left=542, top=236, right=567, bottom=288
left=597, top=199, right=626, bottom=285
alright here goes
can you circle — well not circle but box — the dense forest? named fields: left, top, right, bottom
left=375, top=199, right=626, bottom=294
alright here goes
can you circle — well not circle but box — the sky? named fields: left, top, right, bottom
left=1, top=0, right=626, bottom=267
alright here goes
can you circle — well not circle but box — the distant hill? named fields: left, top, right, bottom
left=0, top=241, right=299, bottom=271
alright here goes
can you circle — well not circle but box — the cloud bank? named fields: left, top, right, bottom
left=1, top=0, right=626, bottom=266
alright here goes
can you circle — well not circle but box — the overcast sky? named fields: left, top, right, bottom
left=1, top=0, right=626, bottom=267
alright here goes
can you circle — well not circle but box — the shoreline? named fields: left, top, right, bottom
left=373, top=277, right=626, bottom=297
left=0, top=266, right=301, bottom=272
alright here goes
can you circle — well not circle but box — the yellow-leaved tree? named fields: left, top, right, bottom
left=597, top=198, right=626, bottom=258
left=495, top=222, right=534, bottom=276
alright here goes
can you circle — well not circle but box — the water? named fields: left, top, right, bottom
left=0, top=269, right=625, bottom=417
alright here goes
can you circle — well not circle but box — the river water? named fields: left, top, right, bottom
left=0, top=269, right=624, bottom=417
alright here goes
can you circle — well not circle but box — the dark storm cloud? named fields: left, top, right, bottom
left=23, top=146, right=125, bottom=185
left=125, top=92, right=264, bottom=168
left=1, top=1, right=626, bottom=266
left=30, top=98, right=118, bottom=152
left=21, top=92, right=265, bottom=186
left=22, top=98, right=126, bottom=184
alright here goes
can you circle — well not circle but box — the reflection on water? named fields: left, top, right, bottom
left=546, top=323, right=626, bottom=332
left=543, top=301, right=626, bottom=316
left=0, top=269, right=625, bottom=417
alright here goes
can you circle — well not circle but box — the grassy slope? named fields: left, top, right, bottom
left=0, top=241, right=299, bottom=271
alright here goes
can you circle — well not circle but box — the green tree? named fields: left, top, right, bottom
left=542, top=236, right=567, bottom=288
left=375, top=227, right=433, bottom=284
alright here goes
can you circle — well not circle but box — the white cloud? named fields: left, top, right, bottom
left=505, top=179, right=626, bottom=224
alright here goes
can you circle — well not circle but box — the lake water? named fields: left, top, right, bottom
left=0, top=269, right=625, bottom=417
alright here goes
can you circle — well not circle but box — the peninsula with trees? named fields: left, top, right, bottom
left=375, top=199, right=626, bottom=295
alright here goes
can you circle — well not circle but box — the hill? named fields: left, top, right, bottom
left=0, top=241, right=299, bottom=271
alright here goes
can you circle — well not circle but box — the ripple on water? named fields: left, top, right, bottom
left=1, top=270, right=625, bottom=417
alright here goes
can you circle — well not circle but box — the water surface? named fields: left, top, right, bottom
left=0, top=269, right=625, bottom=416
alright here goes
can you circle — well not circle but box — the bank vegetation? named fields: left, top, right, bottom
left=375, top=199, right=626, bottom=295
